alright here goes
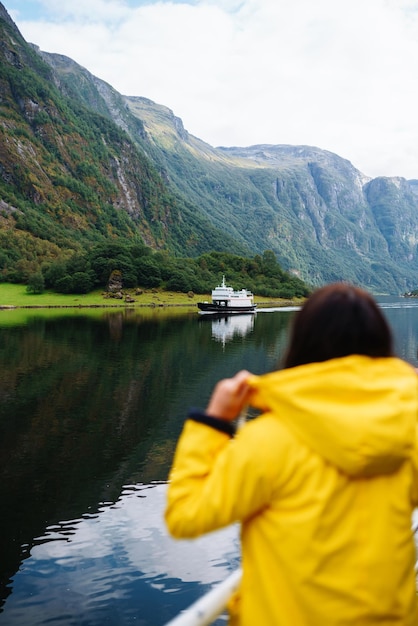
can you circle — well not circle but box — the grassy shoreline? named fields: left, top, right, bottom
left=0, top=283, right=303, bottom=310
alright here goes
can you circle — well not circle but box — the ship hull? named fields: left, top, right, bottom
left=197, top=302, right=256, bottom=314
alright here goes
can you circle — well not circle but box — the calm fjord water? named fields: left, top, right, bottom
left=0, top=298, right=417, bottom=625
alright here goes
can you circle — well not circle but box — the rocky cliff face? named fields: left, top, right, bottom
left=117, top=93, right=418, bottom=292
left=201, top=144, right=418, bottom=291
left=365, top=177, right=418, bottom=260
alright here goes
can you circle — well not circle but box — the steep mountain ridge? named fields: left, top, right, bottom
left=0, top=6, right=245, bottom=283
left=123, top=98, right=418, bottom=292
left=122, top=99, right=394, bottom=287
left=1, top=1, right=418, bottom=293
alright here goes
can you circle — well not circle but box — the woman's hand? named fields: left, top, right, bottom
left=206, top=370, right=252, bottom=422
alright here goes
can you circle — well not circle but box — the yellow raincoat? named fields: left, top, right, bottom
left=165, top=355, right=418, bottom=625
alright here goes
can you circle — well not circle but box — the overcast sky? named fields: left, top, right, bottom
left=5, top=0, right=418, bottom=179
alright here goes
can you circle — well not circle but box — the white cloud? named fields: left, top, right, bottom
left=9, top=0, right=418, bottom=177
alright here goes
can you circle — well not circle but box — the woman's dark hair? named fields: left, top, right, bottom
left=283, top=282, right=393, bottom=369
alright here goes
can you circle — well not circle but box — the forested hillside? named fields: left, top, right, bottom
left=30, top=243, right=309, bottom=300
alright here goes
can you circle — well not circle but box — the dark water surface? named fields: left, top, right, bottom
left=0, top=298, right=417, bottom=625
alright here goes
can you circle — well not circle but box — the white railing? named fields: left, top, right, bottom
left=164, top=568, right=242, bottom=626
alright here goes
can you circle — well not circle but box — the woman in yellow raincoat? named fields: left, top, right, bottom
left=165, top=283, right=418, bottom=625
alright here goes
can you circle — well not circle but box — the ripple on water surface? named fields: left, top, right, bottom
left=1, top=482, right=240, bottom=626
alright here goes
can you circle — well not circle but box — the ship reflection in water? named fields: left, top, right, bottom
left=210, top=314, right=255, bottom=346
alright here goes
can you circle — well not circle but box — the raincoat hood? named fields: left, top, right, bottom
left=248, top=355, right=418, bottom=477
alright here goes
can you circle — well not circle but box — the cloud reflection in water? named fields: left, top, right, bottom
left=3, top=483, right=240, bottom=626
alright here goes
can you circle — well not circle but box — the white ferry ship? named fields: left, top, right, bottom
left=197, top=276, right=256, bottom=314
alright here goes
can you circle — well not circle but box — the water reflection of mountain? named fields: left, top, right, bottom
left=210, top=314, right=255, bottom=345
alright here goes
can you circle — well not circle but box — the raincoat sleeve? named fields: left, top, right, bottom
left=411, top=424, right=418, bottom=506
left=165, top=416, right=283, bottom=538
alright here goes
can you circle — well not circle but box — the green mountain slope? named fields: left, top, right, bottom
left=127, top=108, right=418, bottom=293
left=43, top=51, right=418, bottom=293
left=0, top=4, right=247, bottom=283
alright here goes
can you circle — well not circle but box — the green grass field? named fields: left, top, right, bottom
left=0, top=284, right=207, bottom=325
left=0, top=284, right=204, bottom=308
